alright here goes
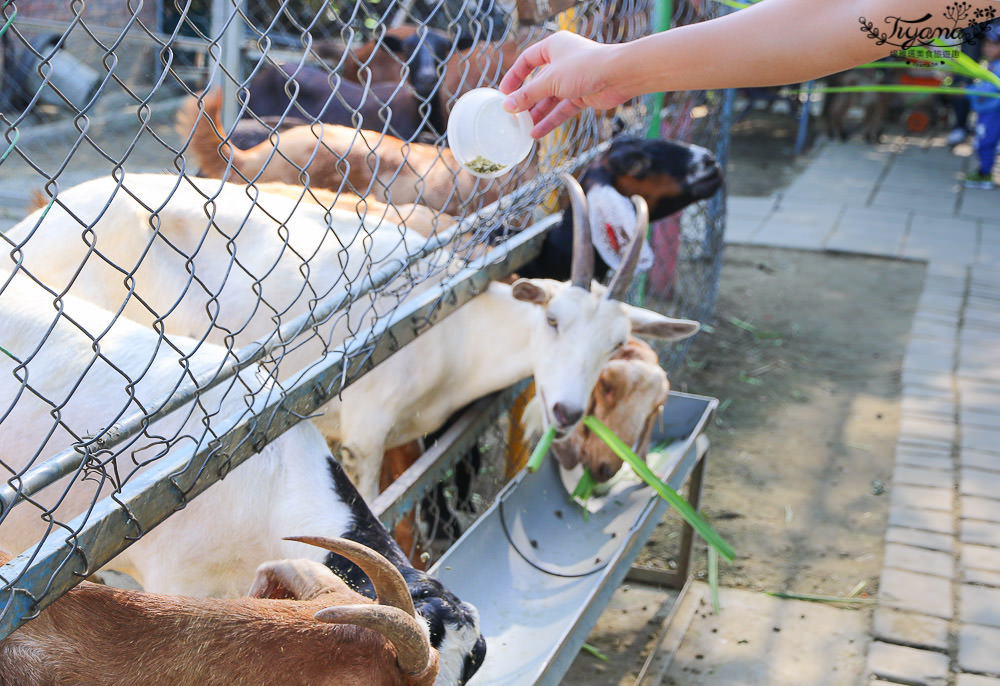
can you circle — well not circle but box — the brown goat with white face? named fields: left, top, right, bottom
left=0, top=538, right=439, bottom=686
left=549, top=337, right=669, bottom=482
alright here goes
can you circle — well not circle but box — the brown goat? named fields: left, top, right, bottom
left=549, top=337, right=669, bottom=482
left=0, top=538, right=438, bottom=686
left=177, top=89, right=501, bottom=215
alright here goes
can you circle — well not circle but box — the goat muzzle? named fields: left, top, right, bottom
left=605, top=195, right=648, bottom=302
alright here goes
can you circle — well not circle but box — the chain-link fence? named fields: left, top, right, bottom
left=0, top=0, right=730, bottom=644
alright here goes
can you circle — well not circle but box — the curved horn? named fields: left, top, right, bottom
left=284, top=536, right=416, bottom=618
left=561, top=172, right=593, bottom=291
left=605, top=194, right=649, bottom=301
left=315, top=604, right=434, bottom=677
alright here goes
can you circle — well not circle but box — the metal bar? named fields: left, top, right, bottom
left=794, top=80, right=814, bottom=156
left=672, top=439, right=707, bottom=585
left=0, top=212, right=556, bottom=641
left=373, top=379, right=531, bottom=526
left=644, top=0, right=673, bottom=140
left=633, top=579, right=705, bottom=686
left=210, top=0, right=243, bottom=129
left=625, top=443, right=708, bottom=589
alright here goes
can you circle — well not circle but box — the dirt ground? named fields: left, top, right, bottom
left=562, top=107, right=927, bottom=685
left=639, top=105, right=927, bottom=597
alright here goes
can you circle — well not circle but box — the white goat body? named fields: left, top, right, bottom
left=5, top=173, right=699, bottom=502
left=0, top=269, right=483, bottom=686
left=5, top=174, right=429, bottom=378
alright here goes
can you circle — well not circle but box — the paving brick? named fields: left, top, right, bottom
left=867, top=641, right=949, bottom=685
left=903, top=368, right=956, bottom=394
left=962, top=543, right=1000, bottom=573
left=959, top=380, right=1000, bottom=412
left=961, top=519, right=1000, bottom=547
left=960, top=584, right=1000, bottom=628
left=962, top=450, right=1000, bottom=472
left=907, top=337, right=958, bottom=359
left=903, top=394, right=955, bottom=421
left=959, top=623, right=1000, bottom=674
left=963, top=566, right=1000, bottom=588
left=878, top=568, right=952, bottom=618
left=961, top=468, right=1000, bottom=498
left=962, top=426, right=1000, bottom=453
left=957, top=674, right=1000, bottom=686
left=751, top=219, right=833, bottom=251
left=884, top=543, right=954, bottom=578
left=963, top=496, right=1000, bottom=523
left=890, top=484, right=953, bottom=512
left=887, top=527, right=954, bottom=553
left=873, top=607, right=949, bottom=650
left=896, top=451, right=953, bottom=470
left=894, top=465, right=952, bottom=488
left=889, top=506, right=953, bottom=534
left=899, top=416, right=956, bottom=443
left=910, top=318, right=961, bottom=342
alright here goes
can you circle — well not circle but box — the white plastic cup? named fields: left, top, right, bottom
left=447, top=88, right=535, bottom=179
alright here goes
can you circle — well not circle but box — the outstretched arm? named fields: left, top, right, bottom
left=501, top=0, right=1000, bottom=137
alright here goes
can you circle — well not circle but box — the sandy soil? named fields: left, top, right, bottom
left=561, top=104, right=927, bottom=685
left=640, top=245, right=925, bottom=595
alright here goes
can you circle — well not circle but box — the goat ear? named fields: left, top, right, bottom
left=511, top=279, right=551, bottom=305
left=597, top=367, right=621, bottom=408
left=627, top=307, right=700, bottom=341
left=382, top=34, right=406, bottom=53
left=248, top=559, right=341, bottom=601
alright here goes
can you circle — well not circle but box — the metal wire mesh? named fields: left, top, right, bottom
left=0, top=0, right=729, bottom=640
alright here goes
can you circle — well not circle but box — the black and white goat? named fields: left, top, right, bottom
left=515, top=135, right=723, bottom=283
left=0, top=269, right=485, bottom=686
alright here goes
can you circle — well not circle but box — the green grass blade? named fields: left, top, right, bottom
left=932, top=38, right=1000, bottom=88
left=581, top=643, right=610, bottom=662
left=572, top=468, right=597, bottom=500
left=788, top=85, right=1000, bottom=99
left=527, top=425, right=557, bottom=473
left=764, top=591, right=876, bottom=604
left=583, top=416, right=735, bottom=562
left=708, top=546, right=721, bottom=613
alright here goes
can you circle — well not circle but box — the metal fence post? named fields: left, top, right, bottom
left=211, top=0, right=243, bottom=130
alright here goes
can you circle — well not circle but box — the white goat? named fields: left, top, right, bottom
left=0, top=268, right=484, bottom=686
left=4, top=174, right=429, bottom=374
left=5, top=174, right=698, bottom=501
left=329, top=175, right=700, bottom=498
left=0, top=537, right=439, bottom=686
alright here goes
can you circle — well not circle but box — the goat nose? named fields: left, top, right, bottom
left=595, top=463, right=616, bottom=482
left=552, top=402, right=583, bottom=428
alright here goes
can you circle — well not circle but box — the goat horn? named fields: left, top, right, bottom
left=561, top=172, right=593, bottom=291
left=605, top=194, right=649, bottom=302
left=315, top=604, right=433, bottom=677
left=284, top=536, right=416, bottom=618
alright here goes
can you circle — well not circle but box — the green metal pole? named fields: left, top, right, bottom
left=637, top=0, right=672, bottom=306
left=644, top=0, right=673, bottom=140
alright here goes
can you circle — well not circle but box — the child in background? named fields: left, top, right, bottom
left=965, top=29, right=1000, bottom=189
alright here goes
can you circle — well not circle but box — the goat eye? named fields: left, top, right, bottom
left=546, top=314, right=558, bottom=330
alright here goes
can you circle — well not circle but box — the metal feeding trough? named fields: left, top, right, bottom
left=432, top=391, right=717, bottom=686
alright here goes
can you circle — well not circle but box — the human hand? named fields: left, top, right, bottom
left=499, top=31, right=633, bottom=138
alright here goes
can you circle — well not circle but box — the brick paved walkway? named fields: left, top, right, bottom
left=727, top=137, right=1000, bottom=686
